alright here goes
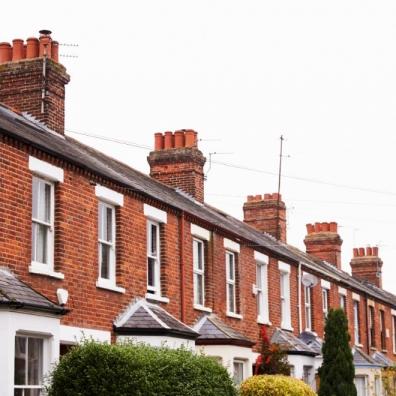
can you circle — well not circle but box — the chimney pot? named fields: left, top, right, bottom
left=154, top=133, right=164, bottom=150
left=26, top=37, right=39, bottom=58
left=322, top=222, right=330, bottom=232
left=373, top=246, right=379, bottom=256
left=314, top=222, right=321, bottom=232
left=51, top=40, right=59, bottom=62
left=329, top=222, right=337, bottom=232
left=353, top=248, right=359, bottom=257
left=174, top=131, right=185, bottom=148
left=12, top=39, right=24, bottom=61
left=306, top=224, right=314, bottom=234
left=351, top=246, right=383, bottom=288
left=264, top=193, right=271, bottom=199
left=184, top=130, right=196, bottom=147
left=39, top=34, right=52, bottom=58
left=164, top=131, right=173, bottom=149
left=0, top=42, right=12, bottom=64
left=358, top=247, right=365, bottom=256
left=366, top=247, right=373, bottom=256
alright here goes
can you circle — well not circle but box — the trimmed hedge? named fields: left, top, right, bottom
left=46, top=340, right=237, bottom=396
left=240, top=375, right=316, bottom=396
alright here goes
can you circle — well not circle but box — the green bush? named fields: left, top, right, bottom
left=46, top=340, right=237, bottom=396
left=240, top=374, right=316, bottom=396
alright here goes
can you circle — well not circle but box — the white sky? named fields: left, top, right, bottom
left=3, top=1, right=396, bottom=291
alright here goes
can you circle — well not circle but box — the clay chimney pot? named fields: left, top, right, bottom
left=0, top=42, right=12, bottom=64
left=26, top=38, right=39, bottom=58
left=184, top=130, right=196, bottom=147
left=358, top=247, right=365, bottom=256
left=174, top=131, right=185, bottom=148
left=12, top=39, right=24, bottom=61
left=306, top=224, right=314, bottom=234
left=373, top=247, right=379, bottom=256
left=154, top=133, right=164, bottom=151
left=353, top=248, right=359, bottom=257
left=329, top=222, right=337, bottom=232
left=366, top=247, right=373, bottom=256
left=164, top=131, right=173, bottom=149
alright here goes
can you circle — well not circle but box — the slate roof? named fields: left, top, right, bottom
left=1, top=104, right=396, bottom=308
left=353, top=347, right=383, bottom=368
left=0, top=267, right=65, bottom=314
left=298, top=331, right=323, bottom=355
left=194, top=314, right=255, bottom=347
left=371, top=351, right=395, bottom=367
left=271, top=328, right=318, bottom=356
left=114, top=299, right=198, bottom=339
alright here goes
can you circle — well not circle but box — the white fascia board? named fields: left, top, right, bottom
left=338, top=286, right=347, bottom=296
left=254, top=251, right=268, bottom=264
left=95, top=185, right=124, bottom=206
left=321, top=279, right=331, bottom=290
left=29, top=156, right=64, bottom=182
left=224, top=238, right=240, bottom=253
left=352, top=292, right=361, bottom=301
left=60, top=325, right=111, bottom=344
left=144, top=204, right=167, bottom=223
left=191, top=224, right=211, bottom=241
left=278, top=261, right=291, bottom=273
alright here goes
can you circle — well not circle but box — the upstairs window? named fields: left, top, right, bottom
left=380, top=310, right=386, bottom=350
left=98, top=202, right=116, bottom=284
left=14, top=336, right=43, bottom=395
left=279, top=262, right=292, bottom=330
left=32, top=177, right=54, bottom=267
left=369, top=305, right=375, bottom=348
left=193, top=238, right=205, bottom=307
left=256, top=253, right=269, bottom=324
left=353, top=300, right=361, bottom=345
left=226, top=251, right=237, bottom=314
left=147, top=221, right=161, bottom=295
left=304, top=286, right=312, bottom=331
left=392, top=314, right=396, bottom=354
left=340, top=294, right=347, bottom=311
left=322, top=288, right=329, bottom=320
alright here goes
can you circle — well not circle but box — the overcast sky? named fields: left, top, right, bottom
left=3, top=1, right=396, bottom=291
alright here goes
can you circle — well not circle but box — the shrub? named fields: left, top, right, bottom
left=240, top=374, right=316, bottom=396
left=46, top=340, right=237, bottom=396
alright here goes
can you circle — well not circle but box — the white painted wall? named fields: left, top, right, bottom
left=117, top=335, right=195, bottom=350
left=196, top=344, right=258, bottom=379
left=60, top=325, right=111, bottom=344
left=355, top=367, right=383, bottom=396
left=0, top=310, right=60, bottom=396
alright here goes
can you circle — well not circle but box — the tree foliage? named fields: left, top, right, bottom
left=46, top=340, right=237, bottom=396
left=254, top=326, right=290, bottom=376
left=318, top=308, right=357, bottom=396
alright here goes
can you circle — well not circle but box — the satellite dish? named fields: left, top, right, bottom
left=302, top=273, right=318, bottom=288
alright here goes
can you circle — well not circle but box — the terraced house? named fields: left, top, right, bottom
left=0, top=31, right=395, bottom=396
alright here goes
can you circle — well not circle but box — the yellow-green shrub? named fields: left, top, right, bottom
left=240, top=375, right=316, bottom=396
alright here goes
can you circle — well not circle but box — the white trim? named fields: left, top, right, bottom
left=367, top=299, right=375, bottom=307
left=223, top=238, right=240, bottom=253
left=29, top=262, right=64, bottom=279
left=281, top=325, right=294, bottom=332
left=145, top=293, right=170, bottom=304
left=193, top=304, right=212, bottom=313
left=95, top=185, right=124, bottom=206
left=352, top=292, right=361, bottom=301
left=226, top=312, right=243, bottom=320
left=144, top=204, right=167, bottom=223
left=321, top=279, right=331, bottom=290
left=278, top=261, right=291, bottom=273
left=191, top=224, right=211, bottom=240
left=391, top=309, right=396, bottom=316
left=338, top=286, right=347, bottom=296
left=60, top=325, right=111, bottom=344
left=257, top=316, right=272, bottom=325
left=96, top=279, right=125, bottom=293
left=29, top=156, right=64, bottom=182
left=254, top=251, right=268, bottom=264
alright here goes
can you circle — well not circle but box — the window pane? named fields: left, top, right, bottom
left=147, top=257, right=156, bottom=288
left=32, top=223, right=48, bottom=264
left=100, top=243, right=110, bottom=279
left=233, top=362, right=244, bottom=385
left=197, top=242, right=203, bottom=270
left=106, top=207, right=113, bottom=242
left=44, top=183, right=51, bottom=223
left=150, top=224, right=157, bottom=256
left=98, top=203, right=104, bottom=239
left=256, top=265, right=262, bottom=289
left=28, top=338, right=42, bottom=385
left=14, top=389, right=23, bottom=396
left=227, top=254, right=234, bottom=280
left=14, top=336, right=26, bottom=385
left=32, top=178, right=39, bottom=219
left=195, top=273, right=204, bottom=305
left=228, top=284, right=235, bottom=312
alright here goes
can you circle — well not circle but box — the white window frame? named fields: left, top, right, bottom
left=29, top=176, right=64, bottom=279
left=233, top=359, right=246, bottom=385
left=340, top=294, right=347, bottom=312
left=14, top=335, right=45, bottom=394
left=279, top=262, right=292, bottom=330
left=322, top=288, right=329, bottom=320
left=226, top=251, right=240, bottom=318
left=146, top=220, right=161, bottom=296
left=353, top=300, right=361, bottom=345
left=380, top=309, right=386, bottom=351
left=304, top=286, right=312, bottom=331
left=392, top=310, right=396, bottom=354
left=193, top=238, right=207, bottom=309
left=256, top=253, right=269, bottom=324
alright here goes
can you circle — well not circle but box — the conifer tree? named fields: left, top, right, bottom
left=254, top=326, right=290, bottom=375
left=318, top=308, right=357, bottom=396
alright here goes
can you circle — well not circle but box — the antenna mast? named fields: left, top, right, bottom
left=276, top=135, right=284, bottom=240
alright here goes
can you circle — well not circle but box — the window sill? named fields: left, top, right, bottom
left=226, top=311, right=243, bottom=320
left=257, top=316, right=271, bottom=325
left=194, top=304, right=212, bottom=313
left=96, top=279, right=125, bottom=294
left=145, top=293, right=170, bottom=304
left=355, top=343, right=364, bottom=348
left=281, top=325, right=294, bottom=332
left=29, top=263, right=64, bottom=279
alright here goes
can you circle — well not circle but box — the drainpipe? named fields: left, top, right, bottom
left=179, top=211, right=185, bottom=322
left=298, top=261, right=302, bottom=334
left=365, top=293, right=370, bottom=355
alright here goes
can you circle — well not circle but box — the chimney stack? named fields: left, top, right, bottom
left=350, top=246, right=383, bottom=288
left=147, top=130, right=206, bottom=202
left=243, top=193, right=286, bottom=241
left=0, top=30, right=69, bottom=134
left=304, top=222, right=343, bottom=269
